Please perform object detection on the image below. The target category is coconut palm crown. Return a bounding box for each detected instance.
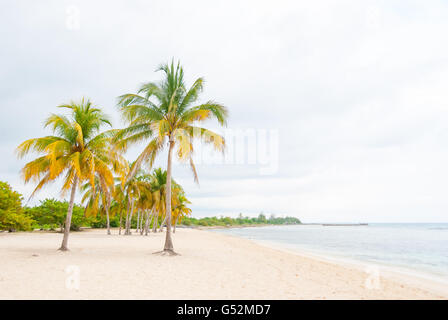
[115,60,228,254]
[16,98,123,250]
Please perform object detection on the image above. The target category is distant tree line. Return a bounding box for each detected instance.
[180,213,301,227]
[1,181,300,232]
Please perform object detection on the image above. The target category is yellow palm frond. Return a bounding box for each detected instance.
[173,128,192,160]
[74,122,84,149]
[69,152,82,180]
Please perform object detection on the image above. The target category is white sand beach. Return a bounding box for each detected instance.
[0,228,447,300]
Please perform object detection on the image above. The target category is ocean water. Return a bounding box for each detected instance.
[212,223,448,281]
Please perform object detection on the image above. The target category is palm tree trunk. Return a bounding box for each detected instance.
[125,195,132,235]
[152,215,157,232]
[157,214,165,232]
[173,217,177,233]
[127,199,134,235]
[136,209,140,233]
[105,206,111,235]
[141,210,146,235]
[124,211,129,235]
[149,211,155,234]
[141,211,146,232]
[163,138,175,252]
[100,176,112,235]
[152,211,157,233]
[159,215,167,232]
[139,210,144,233]
[119,210,123,235]
[59,176,78,251]
[144,209,153,236]
[105,194,111,235]
[139,210,145,235]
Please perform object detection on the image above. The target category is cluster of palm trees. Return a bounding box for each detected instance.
[16,61,228,255]
[82,166,191,237]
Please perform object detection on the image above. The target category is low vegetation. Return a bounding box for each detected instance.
[0,181,300,232]
[181,214,301,227]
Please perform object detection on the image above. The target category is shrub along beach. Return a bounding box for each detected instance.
[0,180,300,232]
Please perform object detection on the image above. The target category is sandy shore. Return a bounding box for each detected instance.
[0,228,447,300]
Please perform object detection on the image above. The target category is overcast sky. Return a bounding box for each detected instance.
[1,0,448,222]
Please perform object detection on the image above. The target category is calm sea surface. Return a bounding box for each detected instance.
[212,223,448,280]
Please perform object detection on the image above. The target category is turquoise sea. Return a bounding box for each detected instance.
[212,223,448,281]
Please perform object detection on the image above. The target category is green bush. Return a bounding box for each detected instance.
[0,181,34,231]
[25,199,88,231]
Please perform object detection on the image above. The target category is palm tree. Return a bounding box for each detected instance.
[81,176,108,231]
[133,172,154,235]
[148,169,165,233]
[16,98,118,251]
[121,167,152,235]
[115,61,228,255]
[81,174,119,235]
[150,169,183,233]
[110,186,127,235]
[172,192,192,233]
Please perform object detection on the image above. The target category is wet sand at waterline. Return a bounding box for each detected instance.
[0,228,446,299]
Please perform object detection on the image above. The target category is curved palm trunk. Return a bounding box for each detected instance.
[152,211,158,233]
[125,198,134,235]
[136,209,140,233]
[124,212,129,234]
[139,210,144,235]
[159,215,167,232]
[163,139,175,252]
[141,210,147,235]
[139,210,144,233]
[119,210,123,235]
[124,195,131,235]
[59,176,78,251]
[100,176,112,235]
[129,200,135,233]
[105,206,111,235]
[141,211,146,233]
[146,211,154,236]
[105,193,111,235]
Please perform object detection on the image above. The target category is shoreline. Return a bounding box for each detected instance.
[0,228,446,299]
[210,230,448,298]
[181,223,298,230]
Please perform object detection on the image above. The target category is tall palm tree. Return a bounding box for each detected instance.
[115,61,228,255]
[16,98,118,251]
